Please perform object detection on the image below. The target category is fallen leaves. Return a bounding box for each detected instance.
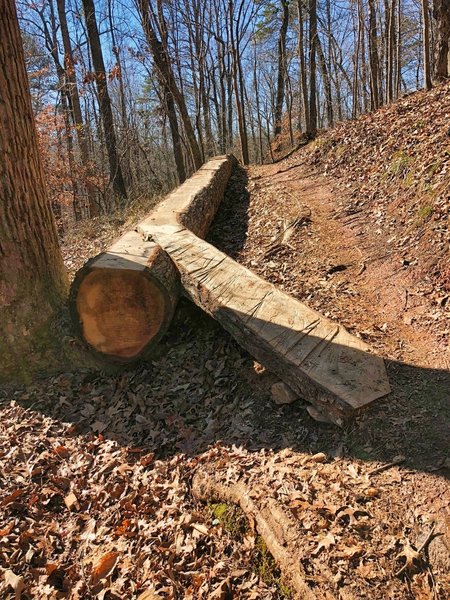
[90,551,120,586]
[4,570,25,599]
[64,491,79,511]
[394,541,422,577]
[312,531,336,555]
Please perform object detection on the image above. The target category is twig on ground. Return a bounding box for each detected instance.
[368,455,406,476]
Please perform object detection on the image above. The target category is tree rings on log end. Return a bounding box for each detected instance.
[69,233,179,363]
[75,269,166,359]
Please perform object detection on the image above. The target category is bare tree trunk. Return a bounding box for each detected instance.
[368,0,380,109]
[308,0,318,137]
[253,42,264,163]
[229,0,249,164]
[386,0,397,101]
[394,0,402,97]
[358,0,369,111]
[352,1,361,117]
[107,0,132,187]
[316,34,333,126]
[422,0,433,89]
[433,0,450,79]
[297,0,310,133]
[285,71,295,145]
[56,0,99,217]
[81,0,127,202]
[274,0,289,136]
[0,0,67,381]
[164,87,186,183]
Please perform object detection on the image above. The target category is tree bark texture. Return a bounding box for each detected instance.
[368,0,380,109]
[433,0,450,79]
[422,0,433,89]
[0,0,67,381]
[308,0,318,137]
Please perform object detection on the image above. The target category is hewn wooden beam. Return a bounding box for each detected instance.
[137,223,390,425]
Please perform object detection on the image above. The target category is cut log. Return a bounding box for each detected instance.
[69,235,178,361]
[70,156,236,362]
[71,153,390,423]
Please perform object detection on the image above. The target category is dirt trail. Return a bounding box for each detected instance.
[253,161,448,371]
[209,160,450,479]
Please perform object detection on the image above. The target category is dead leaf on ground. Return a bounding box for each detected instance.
[90,551,120,586]
[4,570,26,599]
[312,531,336,555]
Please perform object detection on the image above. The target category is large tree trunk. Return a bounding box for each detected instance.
[0,0,67,381]
[81,0,127,203]
[274,0,289,136]
[433,0,450,79]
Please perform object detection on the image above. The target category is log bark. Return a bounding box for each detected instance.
[192,468,322,600]
[70,156,235,362]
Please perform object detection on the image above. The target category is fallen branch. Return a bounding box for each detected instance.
[368,455,406,477]
[192,468,321,600]
[272,140,309,164]
[263,213,311,258]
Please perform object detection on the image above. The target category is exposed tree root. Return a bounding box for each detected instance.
[192,468,326,600]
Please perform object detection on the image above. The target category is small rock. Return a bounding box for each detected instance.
[306,405,334,424]
[271,382,298,405]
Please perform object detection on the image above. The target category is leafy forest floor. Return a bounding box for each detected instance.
[1,85,450,599]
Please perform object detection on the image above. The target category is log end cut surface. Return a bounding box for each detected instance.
[75,269,165,359]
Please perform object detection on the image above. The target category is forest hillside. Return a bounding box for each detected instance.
[1,0,450,596]
[2,79,450,598]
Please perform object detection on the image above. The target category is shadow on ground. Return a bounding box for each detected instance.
[3,298,448,481]
[207,163,250,258]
